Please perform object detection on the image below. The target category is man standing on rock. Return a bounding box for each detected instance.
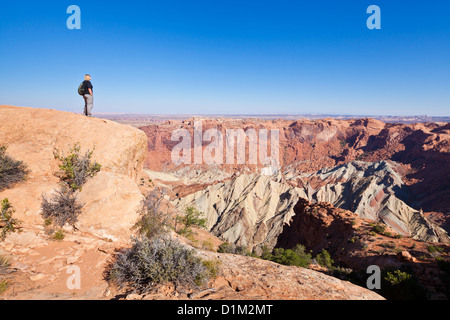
[79,74,94,117]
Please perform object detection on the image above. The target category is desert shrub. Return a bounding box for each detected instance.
[202,259,221,279]
[0,280,8,295]
[0,146,28,191]
[217,242,254,256]
[201,239,216,251]
[139,178,153,188]
[371,224,386,235]
[270,244,312,268]
[217,242,246,255]
[427,245,444,255]
[1,199,21,240]
[380,241,397,250]
[0,255,10,276]
[52,229,65,241]
[349,236,359,244]
[106,236,212,293]
[315,249,334,270]
[0,255,9,269]
[133,188,172,239]
[436,257,450,296]
[385,270,412,285]
[42,144,100,227]
[260,245,273,261]
[43,218,53,227]
[0,255,11,295]
[217,242,234,254]
[331,266,354,280]
[436,257,450,274]
[41,187,83,227]
[339,139,348,148]
[176,206,207,236]
[380,269,426,300]
[54,143,101,192]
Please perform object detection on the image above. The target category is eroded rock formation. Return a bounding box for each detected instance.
[0,106,387,300]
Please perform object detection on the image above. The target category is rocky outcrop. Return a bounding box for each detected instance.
[194,249,384,300]
[172,161,448,250]
[276,198,357,255]
[0,105,148,240]
[140,117,386,173]
[0,105,147,179]
[172,173,306,251]
[276,198,450,299]
[141,117,450,232]
[76,172,143,241]
[289,160,449,243]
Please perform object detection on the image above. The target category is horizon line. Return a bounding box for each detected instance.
[90,112,444,118]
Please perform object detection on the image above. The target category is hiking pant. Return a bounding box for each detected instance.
[83,94,93,116]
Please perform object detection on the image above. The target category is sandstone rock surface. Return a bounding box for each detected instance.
[195,250,385,300]
[0,105,147,240]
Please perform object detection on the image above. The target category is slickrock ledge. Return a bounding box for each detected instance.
[0,105,148,240]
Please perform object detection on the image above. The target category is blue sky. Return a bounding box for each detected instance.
[0,0,449,116]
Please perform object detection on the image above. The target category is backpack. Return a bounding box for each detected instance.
[78,82,88,95]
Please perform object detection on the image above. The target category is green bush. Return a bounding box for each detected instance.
[1,199,21,240]
[331,266,354,280]
[52,229,65,241]
[176,206,207,236]
[380,269,426,300]
[427,245,444,254]
[260,245,273,261]
[106,236,213,293]
[269,244,312,268]
[0,146,28,191]
[371,224,386,235]
[315,249,334,269]
[54,143,101,192]
[384,270,411,286]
